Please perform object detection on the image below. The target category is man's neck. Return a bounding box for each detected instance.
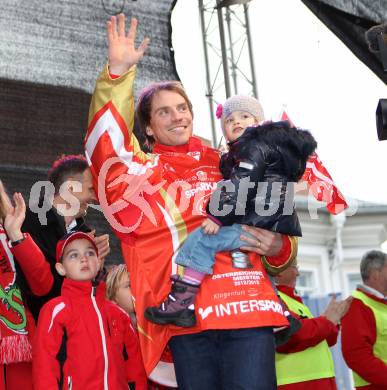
[359,284,386,299]
[52,197,76,228]
[153,136,203,154]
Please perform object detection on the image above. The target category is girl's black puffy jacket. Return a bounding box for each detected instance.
[206,121,317,236]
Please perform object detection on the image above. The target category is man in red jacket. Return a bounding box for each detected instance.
[274,261,351,389]
[85,13,298,390]
[341,250,387,390]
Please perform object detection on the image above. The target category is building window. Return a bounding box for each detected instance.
[347,273,362,292]
[297,270,316,295]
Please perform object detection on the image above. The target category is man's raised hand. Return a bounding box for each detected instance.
[107,14,150,75]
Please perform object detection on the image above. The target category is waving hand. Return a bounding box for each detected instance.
[107,14,150,75]
[4,192,26,242]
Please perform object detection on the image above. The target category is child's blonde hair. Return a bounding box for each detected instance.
[106,264,129,301]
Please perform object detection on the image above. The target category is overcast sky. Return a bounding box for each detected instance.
[171,0,387,204]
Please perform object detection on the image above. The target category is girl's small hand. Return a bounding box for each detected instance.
[201,218,220,235]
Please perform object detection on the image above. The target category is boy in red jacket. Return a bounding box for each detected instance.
[33,231,147,390]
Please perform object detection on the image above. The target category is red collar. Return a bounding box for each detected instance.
[277,285,303,303]
[357,287,387,304]
[61,278,106,301]
[153,137,203,155]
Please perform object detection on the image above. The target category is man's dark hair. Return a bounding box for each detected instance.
[360,250,387,282]
[48,155,88,194]
[136,81,193,150]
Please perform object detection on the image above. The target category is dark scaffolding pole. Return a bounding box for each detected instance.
[199,0,218,146]
[198,0,257,146]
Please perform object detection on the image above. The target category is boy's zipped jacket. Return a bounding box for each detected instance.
[33,278,147,390]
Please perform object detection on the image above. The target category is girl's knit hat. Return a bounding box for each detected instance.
[217,95,265,131]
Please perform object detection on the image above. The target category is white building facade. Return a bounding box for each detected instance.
[296,197,387,298]
[295,196,387,390]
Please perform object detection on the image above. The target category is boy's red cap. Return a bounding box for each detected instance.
[56,231,98,263]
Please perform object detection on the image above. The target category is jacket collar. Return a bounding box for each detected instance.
[277,284,303,303]
[153,136,203,155]
[44,205,65,228]
[61,278,106,301]
[226,126,256,147]
[358,284,387,301]
[39,204,87,233]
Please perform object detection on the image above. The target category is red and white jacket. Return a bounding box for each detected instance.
[33,278,147,390]
[9,234,54,299]
[341,287,387,390]
[85,65,298,374]
[106,301,148,389]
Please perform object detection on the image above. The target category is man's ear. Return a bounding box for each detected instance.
[65,174,84,194]
[62,178,74,195]
[145,126,154,137]
[55,262,67,277]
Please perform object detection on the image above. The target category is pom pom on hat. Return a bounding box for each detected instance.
[216,104,223,119]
